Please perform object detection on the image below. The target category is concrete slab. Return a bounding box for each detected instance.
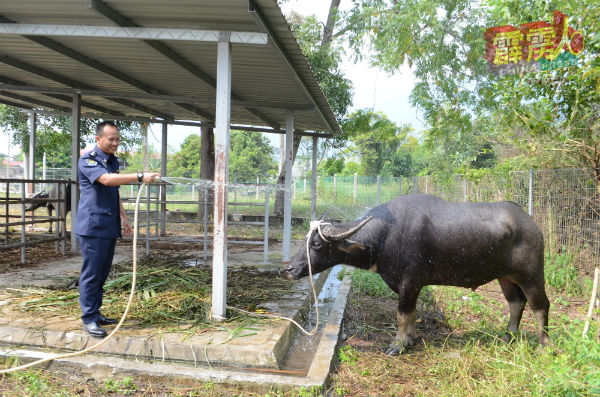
[0,268,353,392]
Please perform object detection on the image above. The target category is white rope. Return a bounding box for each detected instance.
[0,183,147,374]
[227,220,331,336]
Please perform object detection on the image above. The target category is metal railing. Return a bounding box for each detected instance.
[0,178,73,264]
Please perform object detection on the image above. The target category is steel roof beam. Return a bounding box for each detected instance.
[0,23,268,45]
[0,15,213,121]
[0,83,314,111]
[0,52,170,118]
[0,74,123,115]
[0,90,70,112]
[89,0,284,131]
[0,97,32,109]
[248,0,333,134]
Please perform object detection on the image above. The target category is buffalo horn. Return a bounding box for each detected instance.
[322,216,372,241]
[319,209,329,221]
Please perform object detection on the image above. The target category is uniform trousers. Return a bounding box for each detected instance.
[77,235,117,324]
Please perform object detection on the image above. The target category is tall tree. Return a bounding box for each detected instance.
[229,130,277,181]
[274,7,353,214]
[339,0,600,177]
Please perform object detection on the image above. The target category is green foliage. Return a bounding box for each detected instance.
[289,14,353,120]
[350,269,396,298]
[342,109,411,175]
[319,156,345,175]
[338,345,359,365]
[545,248,582,296]
[102,377,138,395]
[229,130,276,180]
[0,105,144,167]
[124,144,161,173]
[168,134,201,178]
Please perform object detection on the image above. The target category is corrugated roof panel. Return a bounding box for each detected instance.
[0,0,341,134]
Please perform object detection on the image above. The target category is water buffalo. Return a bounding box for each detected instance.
[25,183,71,233]
[286,194,549,355]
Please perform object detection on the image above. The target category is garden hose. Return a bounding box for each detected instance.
[0,183,147,374]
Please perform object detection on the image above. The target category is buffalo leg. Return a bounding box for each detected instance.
[498,277,526,343]
[385,285,421,355]
[520,281,550,346]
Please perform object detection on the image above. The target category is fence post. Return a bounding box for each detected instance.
[333,174,337,199]
[528,169,534,216]
[146,184,150,255]
[20,181,26,264]
[303,178,306,193]
[463,179,467,202]
[263,185,270,264]
[256,176,260,200]
[203,184,208,261]
[377,175,381,205]
[353,173,357,205]
[191,184,195,200]
[425,175,429,195]
[398,176,402,196]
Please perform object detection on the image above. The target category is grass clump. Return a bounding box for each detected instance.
[350,269,396,298]
[545,247,582,296]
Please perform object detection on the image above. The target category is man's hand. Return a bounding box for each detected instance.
[142,172,161,184]
[122,217,132,237]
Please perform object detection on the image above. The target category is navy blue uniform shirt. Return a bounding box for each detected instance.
[74,146,122,238]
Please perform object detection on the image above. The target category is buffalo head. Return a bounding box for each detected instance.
[285,216,372,280]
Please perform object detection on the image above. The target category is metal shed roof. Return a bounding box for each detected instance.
[0,0,341,135]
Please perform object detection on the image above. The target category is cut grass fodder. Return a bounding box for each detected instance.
[6,252,294,331]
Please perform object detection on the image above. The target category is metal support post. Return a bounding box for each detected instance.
[398,176,402,196]
[376,175,381,205]
[333,174,337,200]
[146,184,150,255]
[203,184,208,261]
[71,94,81,251]
[211,34,232,320]
[425,175,429,195]
[256,176,259,200]
[353,173,357,205]
[28,112,36,194]
[20,181,25,264]
[42,152,46,191]
[463,179,467,202]
[528,169,534,216]
[263,186,269,264]
[311,135,317,220]
[160,121,167,235]
[303,178,306,193]
[282,111,294,263]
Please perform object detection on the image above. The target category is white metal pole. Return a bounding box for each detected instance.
[333,174,337,199]
[377,175,381,205]
[160,122,167,236]
[28,112,36,193]
[42,152,46,191]
[256,176,259,199]
[528,169,534,216]
[311,136,317,220]
[283,111,294,263]
[353,173,357,205]
[71,94,81,251]
[211,34,232,321]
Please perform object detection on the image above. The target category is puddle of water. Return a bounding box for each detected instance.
[280,264,345,373]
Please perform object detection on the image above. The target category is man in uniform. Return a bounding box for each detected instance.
[76,121,160,337]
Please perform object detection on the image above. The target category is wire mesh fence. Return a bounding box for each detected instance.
[2,165,597,274]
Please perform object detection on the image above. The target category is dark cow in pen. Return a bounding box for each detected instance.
[286,194,549,355]
[25,183,71,233]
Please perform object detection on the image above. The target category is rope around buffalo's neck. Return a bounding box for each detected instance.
[0,183,147,374]
[227,220,331,336]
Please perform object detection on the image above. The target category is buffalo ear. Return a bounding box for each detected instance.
[338,239,367,254]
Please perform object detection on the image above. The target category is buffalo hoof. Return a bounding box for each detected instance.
[384,338,417,355]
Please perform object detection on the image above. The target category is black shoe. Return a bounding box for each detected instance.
[82,321,107,337]
[98,314,117,325]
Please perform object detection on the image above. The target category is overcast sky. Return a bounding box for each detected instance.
[0,0,423,157]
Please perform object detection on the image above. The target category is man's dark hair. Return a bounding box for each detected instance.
[96,121,118,137]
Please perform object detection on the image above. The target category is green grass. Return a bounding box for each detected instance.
[331,265,600,397]
[545,247,583,296]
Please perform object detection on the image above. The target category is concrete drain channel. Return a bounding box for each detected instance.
[0,265,352,392]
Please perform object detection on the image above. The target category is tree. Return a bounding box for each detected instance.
[228,130,277,181]
[168,134,201,178]
[342,109,411,175]
[0,104,145,168]
[273,7,354,214]
[339,0,600,178]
